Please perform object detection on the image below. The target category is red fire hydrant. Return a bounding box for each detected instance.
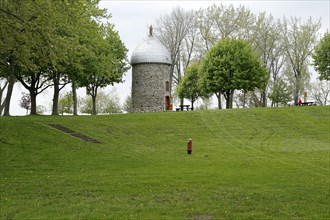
[187,139,192,154]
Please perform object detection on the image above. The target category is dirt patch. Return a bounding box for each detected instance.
[49,124,101,144]
[194,214,213,220]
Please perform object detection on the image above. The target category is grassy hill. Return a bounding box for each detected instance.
[1,106,329,219]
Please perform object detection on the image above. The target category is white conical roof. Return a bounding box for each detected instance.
[131,36,171,65]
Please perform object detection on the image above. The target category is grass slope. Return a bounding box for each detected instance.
[0,106,329,219]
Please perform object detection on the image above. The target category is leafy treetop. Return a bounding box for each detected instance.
[313,32,330,81]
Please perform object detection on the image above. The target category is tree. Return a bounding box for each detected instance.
[0,0,108,116]
[16,67,52,115]
[0,78,8,115]
[102,88,122,114]
[196,4,255,108]
[313,33,330,80]
[176,62,202,110]
[50,0,108,115]
[78,23,129,115]
[309,80,330,105]
[235,91,263,108]
[205,4,255,40]
[79,96,93,115]
[19,92,31,115]
[0,0,31,116]
[199,37,268,109]
[284,62,310,104]
[281,17,321,105]
[36,105,46,115]
[80,90,122,115]
[123,95,133,113]
[154,7,197,100]
[268,78,292,107]
[195,97,212,110]
[251,12,285,107]
[58,91,73,115]
[0,1,62,115]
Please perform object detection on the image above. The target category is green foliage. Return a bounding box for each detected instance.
[195,97,212,110]
[197,4,254,42]
[236,91,263,108]
[283,62,310,101]
[102,90,122,114]
[176,62,202,108]
[59,91,73,115]
[123,95,133,113]
[0,0,118,115]
[76,23,129,115]
[0,0,101,73]
[199,37,268,108]
[79,96,93,115]
[282,17,321,104]
[80,90,122,115]
[0,107,329,219]
[78,23,129,94]
[313,33,330,80]
[268,79,293,107]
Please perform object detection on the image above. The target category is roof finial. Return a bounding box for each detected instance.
[149,25,153,37]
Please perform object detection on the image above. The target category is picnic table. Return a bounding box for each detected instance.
[301,101,315,106]
[176,104,190,111]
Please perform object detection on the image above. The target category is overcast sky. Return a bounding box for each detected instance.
[10,0,330,115]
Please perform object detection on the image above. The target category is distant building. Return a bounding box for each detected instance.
[130,26,172,112]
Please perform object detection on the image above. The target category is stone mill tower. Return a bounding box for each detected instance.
[130,26,172,112]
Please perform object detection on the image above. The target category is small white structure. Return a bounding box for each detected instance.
[130,26,172,112]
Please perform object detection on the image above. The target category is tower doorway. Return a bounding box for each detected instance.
[165,96,172,110]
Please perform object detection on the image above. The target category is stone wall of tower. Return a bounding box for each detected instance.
[132,63,171,112]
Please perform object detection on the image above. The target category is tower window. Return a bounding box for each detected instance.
[165,81,170,92]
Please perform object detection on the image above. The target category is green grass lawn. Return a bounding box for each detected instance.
[1,106,329,219]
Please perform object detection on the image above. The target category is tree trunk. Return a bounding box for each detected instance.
[30,89,37,115]
[191,99,194,110]
[72,82,78,115]
[0,81,9,115]
[226,98,230,109]
[293,71,302,106]
[225,91,233,109]
[293,80,300,106]
[294,89,299,106]
[180,97,184,111]
[215,92,222,109]
[243,92,246,108]
[3,73,15,116]
[3,56,17,116]
[92,95,97,115]
[261,90,267,107]
[230,93,234,108]
[0,93,2,116]
[51,72,60,115]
